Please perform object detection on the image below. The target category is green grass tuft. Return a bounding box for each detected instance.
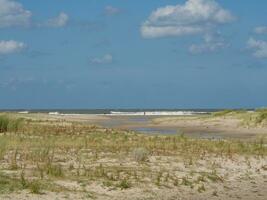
[117,179,131,190]
[0,115,24,133]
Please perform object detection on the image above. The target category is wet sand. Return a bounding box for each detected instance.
[19,113,267,140]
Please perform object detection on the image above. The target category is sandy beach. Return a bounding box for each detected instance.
[0,111,266,200]
[19,112,267,140]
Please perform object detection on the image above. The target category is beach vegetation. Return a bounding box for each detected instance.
[0,115,24,133]
[117,179,131,189]
[0,112,266,196]
[132,147,149,162]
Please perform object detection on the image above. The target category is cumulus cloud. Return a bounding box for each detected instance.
[254,26,267,34]
[90,54,113,64]
[104,6,121,16]
[141,0,234,38]
[189,32,226,54]
[0,40,26,54]
[0,0,32,28]
[0,0,69,29]
[43,12,69,28]
[247,37,267,58]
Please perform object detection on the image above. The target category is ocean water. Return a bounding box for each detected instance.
[1,109,223,116]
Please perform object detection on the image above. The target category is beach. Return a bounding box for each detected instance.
[17,111,267,140]
[0,111,266,200]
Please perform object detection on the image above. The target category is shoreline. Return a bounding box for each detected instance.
[10,112,267,140]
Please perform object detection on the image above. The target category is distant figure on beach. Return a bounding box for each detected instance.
[144,112,146,116]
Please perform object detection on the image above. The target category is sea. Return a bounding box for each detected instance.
[0,109,244,116]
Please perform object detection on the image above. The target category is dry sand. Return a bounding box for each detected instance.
[1,113,266,200]
[2,155,267,200]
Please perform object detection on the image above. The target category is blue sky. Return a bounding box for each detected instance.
[0,0,267,109]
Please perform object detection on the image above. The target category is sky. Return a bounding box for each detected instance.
[0,0,267,109]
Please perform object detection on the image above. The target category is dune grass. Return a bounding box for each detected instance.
[0,115,24,133]
[0,113,266,196]
[212,109,267,127]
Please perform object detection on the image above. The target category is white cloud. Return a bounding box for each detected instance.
[0,40,26,54]
[105,6,121,16]
[43,12,69,28]
[142,26,203,38]
[254,26,267,34]
[0,1,69,29]
[247,37,267,58]
[0,0,31,28]
[141,0,234,38]
[91,54,113,64]
[189,32,226,54]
